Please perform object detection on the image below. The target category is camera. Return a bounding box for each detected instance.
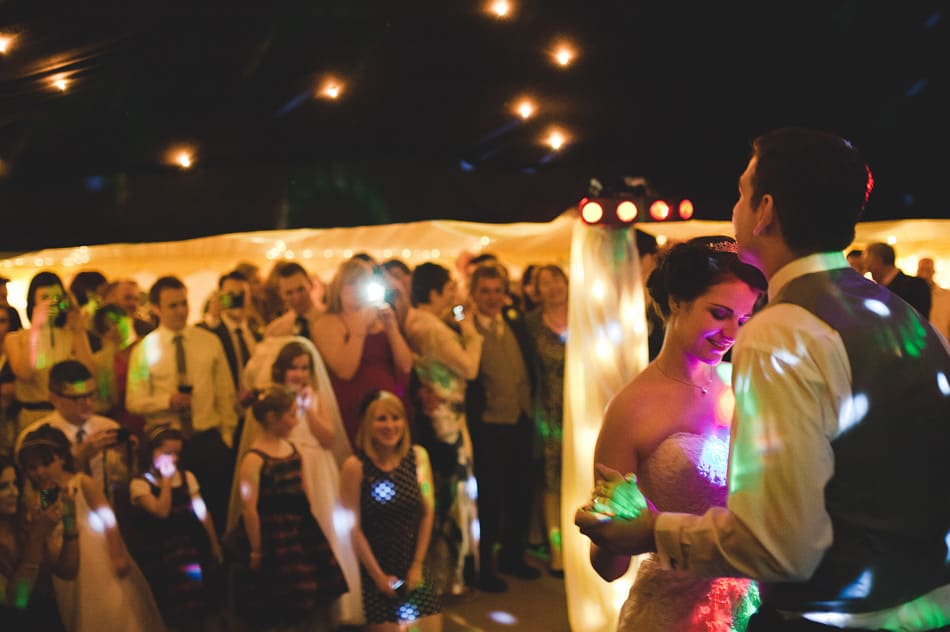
[52,293,74,327]
[40,486,60,509]
[219,292,244,309]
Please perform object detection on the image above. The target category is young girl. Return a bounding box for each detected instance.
[235,384,348,630]
[227,336,362,626]
[129,424,222,630]
[17,423,164,632]
[340,390,442,632]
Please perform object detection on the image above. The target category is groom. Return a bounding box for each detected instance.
[577,128,950,630]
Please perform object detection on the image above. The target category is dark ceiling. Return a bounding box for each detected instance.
[0,1,947,251]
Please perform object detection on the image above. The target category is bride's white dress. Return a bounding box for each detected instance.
[52,474,165,632]
[618,432,758,632]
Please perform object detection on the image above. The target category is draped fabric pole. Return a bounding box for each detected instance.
[562,220,649,631]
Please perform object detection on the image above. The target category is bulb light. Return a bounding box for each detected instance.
[649,200,671,221]
[616,200,638,222]
[678,199,695,220]
[581,201,603,224]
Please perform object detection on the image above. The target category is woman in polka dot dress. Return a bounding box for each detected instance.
[341,390,442,631]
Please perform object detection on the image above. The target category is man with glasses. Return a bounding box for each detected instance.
[15,359,125,494]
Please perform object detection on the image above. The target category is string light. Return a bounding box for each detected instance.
[551,41,576,67]
[487,0,513,18]
[545,128,568,151]
[51,74,69,92]
[515,98,536,120]
[317,77,344,100]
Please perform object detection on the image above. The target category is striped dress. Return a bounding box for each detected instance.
[235,444,348,626]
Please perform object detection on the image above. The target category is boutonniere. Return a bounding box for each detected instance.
[505,307,519,321]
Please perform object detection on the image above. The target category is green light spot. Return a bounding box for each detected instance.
[550,528,562,549]
[594,474,648,519]
[731,582,760,631]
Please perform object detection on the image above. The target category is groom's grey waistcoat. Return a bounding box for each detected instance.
[765,267,950,614]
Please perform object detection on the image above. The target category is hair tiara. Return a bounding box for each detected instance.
[704,239,739,254]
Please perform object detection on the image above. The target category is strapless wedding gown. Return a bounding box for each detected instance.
[618,432,758,632]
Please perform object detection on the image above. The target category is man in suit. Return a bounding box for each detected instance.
[865,242,932,318]
[577,128,950,630]
[466,263,540,592]
[263,262,322,340]
[127,275,237,533]
[200,270,260,395]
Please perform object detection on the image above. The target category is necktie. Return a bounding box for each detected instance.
[294,315,311,341]
[75,428,86,444]
[173,334,194,436]
[234,327,250,367]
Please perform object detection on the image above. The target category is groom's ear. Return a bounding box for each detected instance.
[752,194,776,237]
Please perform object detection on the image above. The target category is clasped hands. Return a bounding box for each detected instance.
[574,464,659,555]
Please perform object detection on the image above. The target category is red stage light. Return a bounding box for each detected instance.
[616,200,638,222]
[678,199,694,220]
[649,200,671,221]
[581,200,604,224]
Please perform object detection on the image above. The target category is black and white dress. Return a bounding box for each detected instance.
[359,447,441,624]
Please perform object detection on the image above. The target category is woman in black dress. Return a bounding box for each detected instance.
[341,390,442,632]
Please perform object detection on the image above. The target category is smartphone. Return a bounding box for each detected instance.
[40,486,60,509]
[178,384,194,395]
[452,304,464,321]
[365,281,387,307]
[389,578,405,592]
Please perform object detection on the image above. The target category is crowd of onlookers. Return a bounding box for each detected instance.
[0,233,946,632]
[0,249,579,632]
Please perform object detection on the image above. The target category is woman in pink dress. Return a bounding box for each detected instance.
[313,259,413,446]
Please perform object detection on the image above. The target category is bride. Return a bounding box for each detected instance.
[585,237,766,631]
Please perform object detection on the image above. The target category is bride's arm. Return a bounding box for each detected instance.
[588,393,641,581]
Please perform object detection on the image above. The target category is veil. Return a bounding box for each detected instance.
[225,335,351,533]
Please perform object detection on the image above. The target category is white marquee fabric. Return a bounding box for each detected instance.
[3,213,948,322]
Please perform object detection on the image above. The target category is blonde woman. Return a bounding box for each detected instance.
[340,391,441,632]
[313,259,412,446]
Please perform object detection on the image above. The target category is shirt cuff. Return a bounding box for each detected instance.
[654,512,696,571]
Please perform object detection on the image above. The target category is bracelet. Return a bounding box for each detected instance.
[63,531,79,541]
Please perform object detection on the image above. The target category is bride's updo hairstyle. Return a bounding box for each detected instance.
[646,236,767,322]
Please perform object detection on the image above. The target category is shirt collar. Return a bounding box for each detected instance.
[768,252,849,301]
[221,313,246,331]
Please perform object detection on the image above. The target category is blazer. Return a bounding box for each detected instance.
[887,270,932,319]
[465,306,538,427]
[198,320,262,389]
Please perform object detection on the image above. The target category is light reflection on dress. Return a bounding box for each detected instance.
[618,432,758,632]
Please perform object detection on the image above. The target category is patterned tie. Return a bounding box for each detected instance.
[234,327,250,367]
[173,334,194,436]
[294,315,311,341]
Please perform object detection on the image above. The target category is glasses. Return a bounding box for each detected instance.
[53,391,95,401]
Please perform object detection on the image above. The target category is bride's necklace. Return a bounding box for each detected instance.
[655,362,713,396]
